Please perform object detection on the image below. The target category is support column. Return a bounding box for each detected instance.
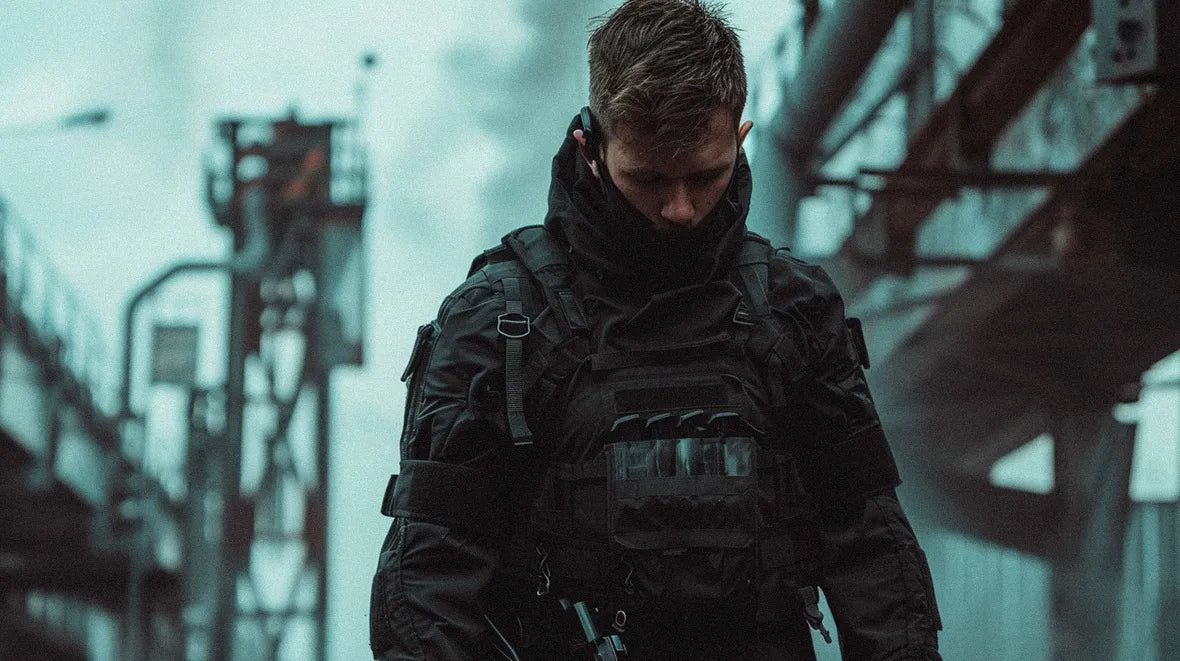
[907,0,936,139]
[1049,408,1136,661]
[210,259,250,661]
[1159,503,1180,659]
[313,376,330,661]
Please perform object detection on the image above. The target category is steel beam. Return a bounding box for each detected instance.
[750,0,908,246]
[1049,412,1137,661]
[834,0,1092,285]
[768,0,910,157]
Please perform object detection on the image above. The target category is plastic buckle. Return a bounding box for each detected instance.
[497,312,531,339]
[732,302,755,326]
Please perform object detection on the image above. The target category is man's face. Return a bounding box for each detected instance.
[600,108,752,232]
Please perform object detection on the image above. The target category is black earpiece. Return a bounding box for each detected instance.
[579,106,599,156]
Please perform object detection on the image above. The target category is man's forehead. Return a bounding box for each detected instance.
[607,110,736,168]
[611,142,734,174]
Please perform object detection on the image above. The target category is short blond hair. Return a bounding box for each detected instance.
[588,0,746,151]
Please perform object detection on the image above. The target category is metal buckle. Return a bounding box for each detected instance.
[497,312,531,339]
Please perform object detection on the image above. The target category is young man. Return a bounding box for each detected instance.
[370,1,942,659]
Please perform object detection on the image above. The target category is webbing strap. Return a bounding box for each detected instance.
[383,460,503,537]
[732,238,790,407]
[505,229,588,338]
[500,277,534,445]
[736,240,772,317]
[380,474,399,517]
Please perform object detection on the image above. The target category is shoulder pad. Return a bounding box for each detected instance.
[742,230,773,247]
[467,224,565,279]
[504,225,571,275]
[468,243,515,277]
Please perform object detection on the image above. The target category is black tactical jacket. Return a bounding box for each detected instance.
[370,117,941,660]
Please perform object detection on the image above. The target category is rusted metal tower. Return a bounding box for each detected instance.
[191,111,367,661]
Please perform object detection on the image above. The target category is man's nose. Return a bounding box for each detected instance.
[661,183,695,226]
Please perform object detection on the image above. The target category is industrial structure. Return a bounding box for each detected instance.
[747,0,1179,658]
[0,111,367,660]
[1,0,1178,659]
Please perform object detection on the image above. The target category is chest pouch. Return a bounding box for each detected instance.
[605,434,772,605]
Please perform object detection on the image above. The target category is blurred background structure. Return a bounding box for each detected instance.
[0,0,1177,659]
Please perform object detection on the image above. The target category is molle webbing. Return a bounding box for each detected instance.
[613,383,729,414]
[588,340,731,372]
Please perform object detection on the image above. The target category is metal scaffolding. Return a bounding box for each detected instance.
[750,0,1180,658]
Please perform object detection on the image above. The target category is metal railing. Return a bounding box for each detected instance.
[0,201,115,420]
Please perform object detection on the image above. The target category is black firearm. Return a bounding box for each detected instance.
[559,599,627,661]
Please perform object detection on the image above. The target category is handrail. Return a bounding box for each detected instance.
[0,203,113,419]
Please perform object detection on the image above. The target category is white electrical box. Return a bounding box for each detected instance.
[1094,0,1179,83]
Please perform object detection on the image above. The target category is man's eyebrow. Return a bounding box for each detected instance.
[621,163,730,178]
[691,165,730,177]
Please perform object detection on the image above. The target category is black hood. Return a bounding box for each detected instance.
[543,114,753,293]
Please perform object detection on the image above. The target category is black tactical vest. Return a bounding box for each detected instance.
[468,226,820,624]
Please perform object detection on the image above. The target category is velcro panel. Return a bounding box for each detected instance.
[794,425,900,507]
[614,383,728,413]
[556,289,588,331]
[614,529,752,550]
[386,460,502,538]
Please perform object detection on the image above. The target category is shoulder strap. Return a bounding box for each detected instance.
[467,234,540,446]
[499,276,534,445]
[502,227,592,428]
[734,234,773,317]
[504,227,589,335]
[730,235,791,412]
[468,226,591,447]
[468,243,515,277]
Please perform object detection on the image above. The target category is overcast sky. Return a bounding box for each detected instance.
[0,2,797,658]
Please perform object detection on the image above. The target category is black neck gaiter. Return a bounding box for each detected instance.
[593,155,737,289]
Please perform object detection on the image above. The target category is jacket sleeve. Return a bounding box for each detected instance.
[370,277,513,660]
[770,254,942,661]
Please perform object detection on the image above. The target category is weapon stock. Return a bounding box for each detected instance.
[560,599,627,660]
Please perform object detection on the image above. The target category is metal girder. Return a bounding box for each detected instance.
[749,0,908,246]
[0,610,87,661]
[1049,412,1137,660]
[0,551,130,612]
[998,87,1180,262]
[837,0,1092,280]
[769,0,910,157]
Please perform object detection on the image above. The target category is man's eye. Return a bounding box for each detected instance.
[690,170,725,186]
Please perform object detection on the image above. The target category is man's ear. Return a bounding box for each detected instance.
[572,129,601,178]
[738,120,753,147]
